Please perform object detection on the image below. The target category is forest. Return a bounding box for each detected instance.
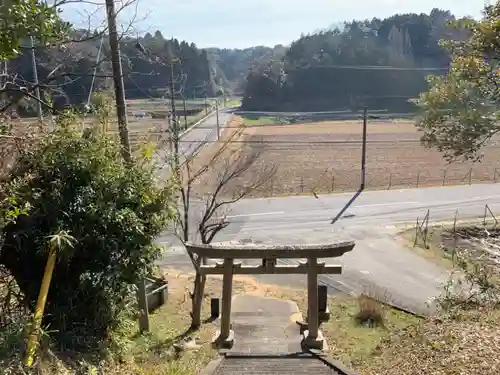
[4,8,471,116]
[241,8,470,113]
[6,29,223,115]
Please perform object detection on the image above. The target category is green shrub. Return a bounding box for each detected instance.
[0,120,173,352]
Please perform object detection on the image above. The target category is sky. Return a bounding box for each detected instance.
[63,0,486,49]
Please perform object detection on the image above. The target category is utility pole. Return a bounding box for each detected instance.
[215,99,220,140]
[330,106,369,224]
[30,36,43,122]
[105,0,131,164]
[167,45,179,172]
[204,92,208,115]
[360,105,367,189]
[182,96,188,130]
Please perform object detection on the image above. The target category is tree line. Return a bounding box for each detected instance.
[241,8,471,113]
[4,29,226,116]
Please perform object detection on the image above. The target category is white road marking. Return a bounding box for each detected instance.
[225,211,285,219]
[354,201,418,208]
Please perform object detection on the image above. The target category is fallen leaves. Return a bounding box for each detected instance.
[362,308,500,375]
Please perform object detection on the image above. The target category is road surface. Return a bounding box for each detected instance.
[179,110,233,156]
[155,109,233,179]
[159,183,500,314]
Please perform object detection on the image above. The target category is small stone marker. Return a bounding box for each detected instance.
[211,297,220,319]
[318,285,330,322]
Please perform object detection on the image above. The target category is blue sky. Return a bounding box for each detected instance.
[63,0,485,48]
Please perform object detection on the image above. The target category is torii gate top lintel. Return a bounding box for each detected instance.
[185,241,355,259]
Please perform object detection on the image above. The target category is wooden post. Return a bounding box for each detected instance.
[331,174,335,192]
[442,170,447,186]
[423,210,430,249]
[416,170,420,188]
[220,258,234,342]
[306,258,319,340]
[413,217,420,247]
[137,278,150,333]
[388,173,392,190]
[468,168,472,185]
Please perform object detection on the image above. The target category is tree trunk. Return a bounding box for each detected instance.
[190,270,206,330]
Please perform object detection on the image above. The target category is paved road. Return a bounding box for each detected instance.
[155,109,233,179]
[159,183,500,314]
[179,110,233,157]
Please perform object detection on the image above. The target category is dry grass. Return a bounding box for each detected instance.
[355,296,386,328]
[361,307,500,375]
[398,225,457,270]
[380,224,500,374]
[220,117,500,197]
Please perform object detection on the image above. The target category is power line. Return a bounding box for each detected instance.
[292,64,448,71]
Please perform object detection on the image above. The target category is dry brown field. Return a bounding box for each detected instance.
[224,117,500,197]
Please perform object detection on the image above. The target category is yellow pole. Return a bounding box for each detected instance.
[23,242,58,368]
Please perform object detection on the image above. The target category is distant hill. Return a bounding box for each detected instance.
[241,8,466,113]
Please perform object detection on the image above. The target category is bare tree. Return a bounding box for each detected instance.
[0,0,144,115]
[170,125,275,329]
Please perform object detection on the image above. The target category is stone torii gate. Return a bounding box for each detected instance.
[185,241,355,351]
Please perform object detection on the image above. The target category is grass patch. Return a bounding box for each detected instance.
[241,115,284,126]
[398,224,456,269]
[355,295,386,328]
[224,99,242,108]
[322,296,419,368]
